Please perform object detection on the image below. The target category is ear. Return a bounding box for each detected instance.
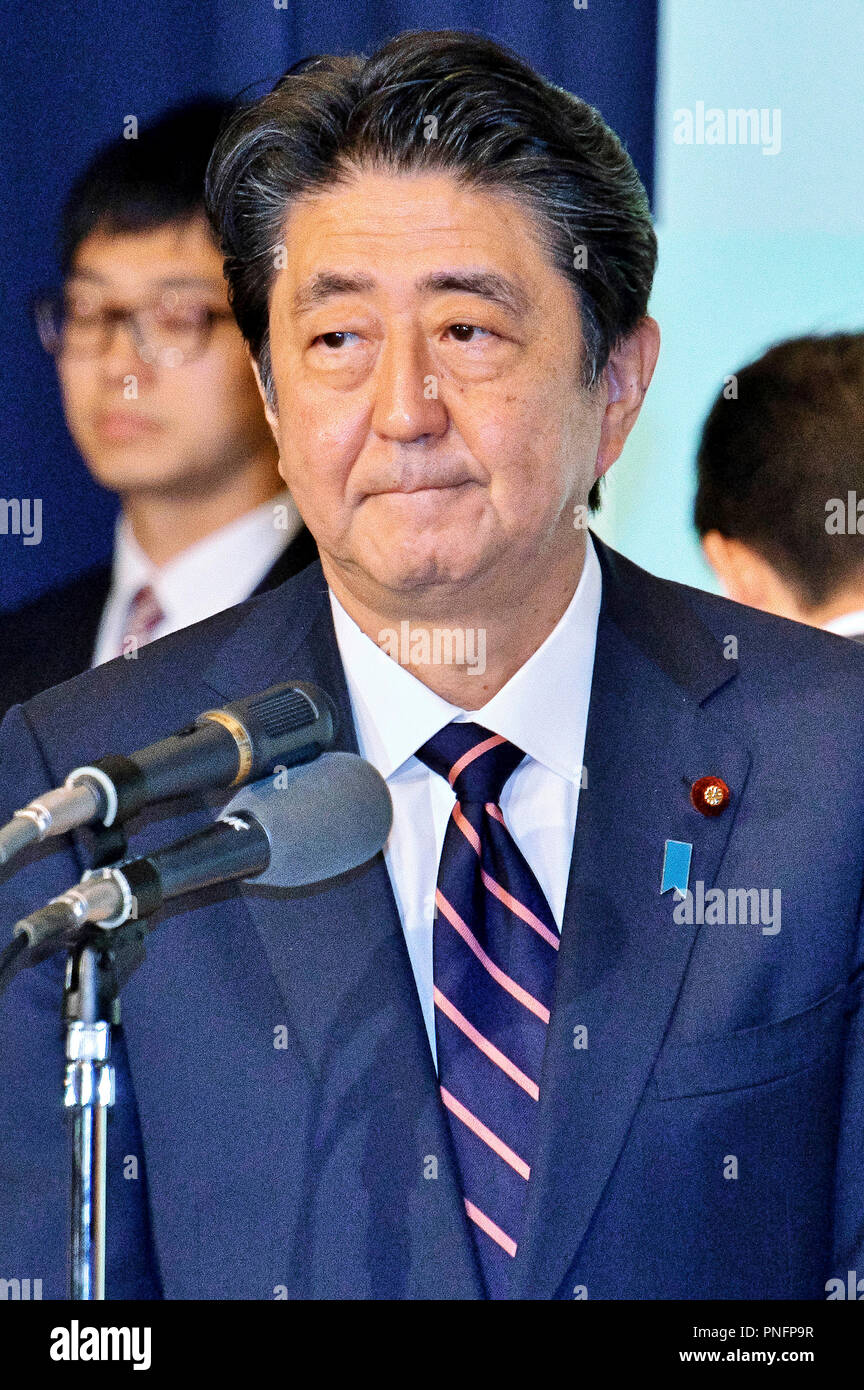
[593,316,661,481]
[701,530,805,619]
[701,530,747,599]
[249,350,280,440]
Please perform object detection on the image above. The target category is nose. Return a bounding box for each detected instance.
[370,323,448,443]
[98,316,157,385]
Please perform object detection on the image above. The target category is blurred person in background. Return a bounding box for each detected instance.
[0,100,316,718]
[696,332,864,642]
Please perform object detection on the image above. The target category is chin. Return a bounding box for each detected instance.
[87,467,175,493]
[367,534,488,595]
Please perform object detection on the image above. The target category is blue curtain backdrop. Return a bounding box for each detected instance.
[0,0,656,610]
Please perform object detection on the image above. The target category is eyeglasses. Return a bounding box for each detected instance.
[33,289,235,367]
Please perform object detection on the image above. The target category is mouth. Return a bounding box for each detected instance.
[369,475,477,497]
[369,481,479,511]
[93,412,163,442]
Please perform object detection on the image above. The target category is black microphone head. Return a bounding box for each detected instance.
[221,751,392,887]
[205,681,338,780]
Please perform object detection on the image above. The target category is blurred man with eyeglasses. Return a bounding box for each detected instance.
[0,100,316,718]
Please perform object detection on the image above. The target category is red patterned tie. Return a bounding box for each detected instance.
[415,722,560,1298]
[119,584,165,657]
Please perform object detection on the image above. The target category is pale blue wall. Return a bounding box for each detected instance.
[593,0,864,589]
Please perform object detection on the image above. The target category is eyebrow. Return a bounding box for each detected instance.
[291,269,531,318]
[66,271,225,293]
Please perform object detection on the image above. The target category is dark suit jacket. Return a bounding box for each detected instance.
[0,534,862,1300]
[0,524,318,720]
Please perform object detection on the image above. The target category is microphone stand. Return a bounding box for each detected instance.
[63,943,114,1300]
[13,816,242,1299]
[59,889,148,1300]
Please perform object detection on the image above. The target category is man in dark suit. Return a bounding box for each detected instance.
[0,101,315,719]
[0,31,862,1301]
[0,527,316,717]
[696,333,864,642]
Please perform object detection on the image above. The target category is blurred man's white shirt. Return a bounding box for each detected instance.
[92,489,301,664]
[822,608,864,640]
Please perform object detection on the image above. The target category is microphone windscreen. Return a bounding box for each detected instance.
[221,751,392,887]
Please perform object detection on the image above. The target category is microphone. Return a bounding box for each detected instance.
[11,752,392,962]
[0,682,337,868]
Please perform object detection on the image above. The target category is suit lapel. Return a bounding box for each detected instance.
[513,539,752,1298]
[143,565,484,1296]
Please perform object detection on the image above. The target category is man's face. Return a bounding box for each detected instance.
[57,218,274,497]
[263,169,609,603]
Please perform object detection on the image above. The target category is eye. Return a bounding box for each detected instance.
[65,295,102,321]
[154,308,209,332]
[312,331,359,350]
[444,323,494,344]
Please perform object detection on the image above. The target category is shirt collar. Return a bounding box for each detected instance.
[110,511,151,602]
[110,489,299,627]
[822,607,864,638]
[330,532,602,785]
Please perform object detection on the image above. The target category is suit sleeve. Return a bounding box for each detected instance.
[0,702,162,1299]
[0,700,85,928]
[830,878,864,1287]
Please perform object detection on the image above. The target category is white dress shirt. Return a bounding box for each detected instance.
[92,490,302,666]
[329,532,602,1068]
[822,608,864,639]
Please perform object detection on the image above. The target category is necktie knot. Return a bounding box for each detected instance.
[415,722,526,806]
[120,583,165,656]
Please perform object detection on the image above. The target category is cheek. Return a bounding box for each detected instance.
[156,358,260,443]
[168,357,232,415]
[457,393,583,509]
[277,388,363,496]
[58,363,97,419]
[200,345,264,417]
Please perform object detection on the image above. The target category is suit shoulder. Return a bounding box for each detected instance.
[0,564,112,713]
[0,563,111,633]
[18,559,328,725]
[653,569,864,708]
[677,577,864,671]
[593,536,864,698]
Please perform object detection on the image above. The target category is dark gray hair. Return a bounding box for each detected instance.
[206,28,657,507]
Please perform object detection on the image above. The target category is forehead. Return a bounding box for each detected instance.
[277,169,560,294]
[68,218,225,291]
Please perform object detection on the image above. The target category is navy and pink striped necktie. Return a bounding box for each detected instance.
[415,722,560,1299]
[119,584,165,657]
